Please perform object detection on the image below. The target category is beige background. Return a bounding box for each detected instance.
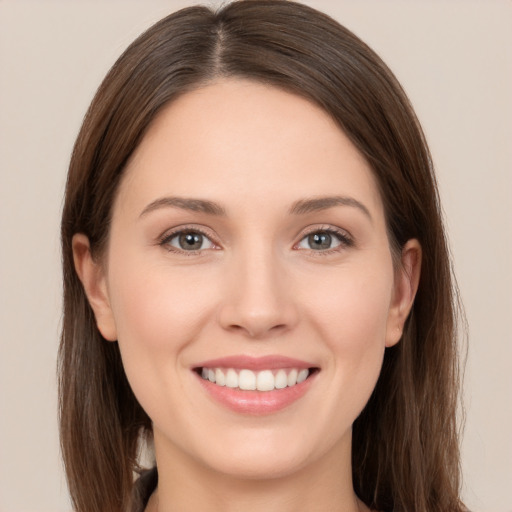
[0,1,510,511]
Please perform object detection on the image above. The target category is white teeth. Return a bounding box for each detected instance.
[287,369,298,386]
[297,369,309,383]
[256,370,275,391]
[200,367,311,391]
[239,369,256,390]
[225,368,238,388]
[275,369,288,389]
[215,368,225,386]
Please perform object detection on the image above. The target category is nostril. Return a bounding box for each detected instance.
[218,286,300,339]
[226,321,290,339]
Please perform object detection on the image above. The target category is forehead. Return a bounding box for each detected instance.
[118,79,384,219]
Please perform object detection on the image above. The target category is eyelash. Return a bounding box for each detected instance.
[295,226,354,255]
[158,226,218,254]
[158,225,354,255]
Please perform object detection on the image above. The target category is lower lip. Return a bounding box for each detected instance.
[195,371,317,415]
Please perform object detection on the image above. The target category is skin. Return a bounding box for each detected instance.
[73,79,421,512]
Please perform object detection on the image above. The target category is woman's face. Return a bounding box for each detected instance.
[77,79,418,479]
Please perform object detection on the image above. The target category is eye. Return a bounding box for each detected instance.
[162,230,216,252]
[296,229,351,251]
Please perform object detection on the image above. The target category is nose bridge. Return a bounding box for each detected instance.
[219,239,297,338]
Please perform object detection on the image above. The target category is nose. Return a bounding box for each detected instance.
[218,247,299,339]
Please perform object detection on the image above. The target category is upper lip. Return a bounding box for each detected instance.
[193,355,317,371]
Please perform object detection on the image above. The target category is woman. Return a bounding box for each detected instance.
[59,1,465,511]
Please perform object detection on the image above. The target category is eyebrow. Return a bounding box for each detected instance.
[139,197,226,218]
[289,196,372,221]
[139,194,372,221]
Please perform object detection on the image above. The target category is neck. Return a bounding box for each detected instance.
[149,430,364,512]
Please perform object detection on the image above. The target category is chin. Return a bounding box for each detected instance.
[191,424,344,482]
[204,448,311,481]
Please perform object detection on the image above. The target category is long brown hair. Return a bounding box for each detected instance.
[59,1,465,511]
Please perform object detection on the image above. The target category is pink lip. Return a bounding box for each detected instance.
[192,355,319,415]
[193,354,315,371]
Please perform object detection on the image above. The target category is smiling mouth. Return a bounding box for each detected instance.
[195,367,319,392]
[193,356,320,414]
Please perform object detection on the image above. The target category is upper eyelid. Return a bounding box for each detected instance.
[158,226,220,255]
[297,224,353,240]
[158,224,217,243]
[294,225,354,252]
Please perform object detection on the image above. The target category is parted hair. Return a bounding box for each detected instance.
[59,1,465,511]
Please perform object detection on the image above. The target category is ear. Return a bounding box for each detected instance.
[72,233,117,341]
[385,239,422,347]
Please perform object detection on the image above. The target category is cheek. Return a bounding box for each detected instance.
[307,265,393,350]
[106,252,218,377]
[109,259,216,350]
[304,263,393,407]
[106,256,222,422]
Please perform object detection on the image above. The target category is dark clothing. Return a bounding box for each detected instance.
[131,467,158,512]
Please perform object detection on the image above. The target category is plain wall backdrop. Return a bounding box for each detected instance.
[0,1,510,511]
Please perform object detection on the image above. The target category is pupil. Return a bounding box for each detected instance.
[179,232,202,250]
[309,232,331,250]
